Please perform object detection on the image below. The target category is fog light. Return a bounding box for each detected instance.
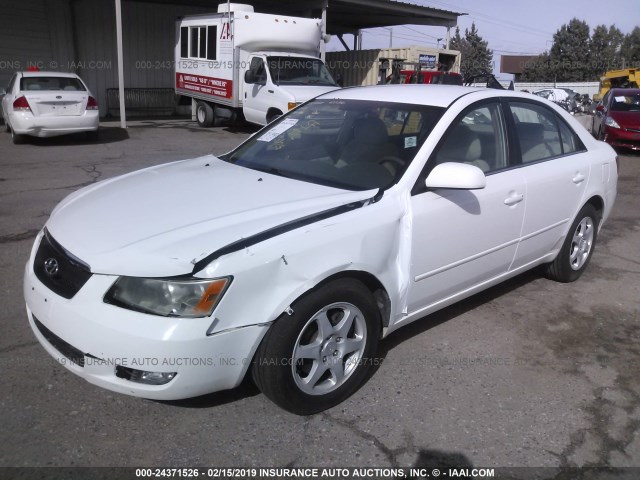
[115,366,177,385]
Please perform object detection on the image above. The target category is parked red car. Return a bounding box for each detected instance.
[592,88,640,151]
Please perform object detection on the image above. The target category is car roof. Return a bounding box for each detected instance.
[19,71,81,78]
[319,84,535,108]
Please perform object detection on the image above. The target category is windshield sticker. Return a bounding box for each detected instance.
[257,118,299,142]
[404,136,417,148]
[614,96,627,103]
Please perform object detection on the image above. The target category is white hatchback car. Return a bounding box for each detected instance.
[24,85,617,414]
[1,71,99,144]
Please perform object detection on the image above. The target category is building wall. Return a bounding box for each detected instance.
[0,0,75,89]
[0,0,211,116]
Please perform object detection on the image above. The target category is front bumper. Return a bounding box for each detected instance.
[603,126,640,151]
[24,247,269,400]
[9,110,99,137]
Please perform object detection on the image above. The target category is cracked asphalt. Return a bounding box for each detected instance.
[0,116,638,473]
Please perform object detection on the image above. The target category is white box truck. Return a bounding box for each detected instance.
[175,3,339,126]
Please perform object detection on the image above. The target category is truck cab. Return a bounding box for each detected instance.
[242,52,339,125]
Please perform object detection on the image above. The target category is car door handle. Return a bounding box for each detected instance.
[504,192,524,206]
[573,173,586,184]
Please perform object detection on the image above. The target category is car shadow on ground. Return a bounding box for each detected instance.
[163,268,542,410]
[19,126,129,146]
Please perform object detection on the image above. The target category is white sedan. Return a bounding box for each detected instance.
[24,85,617,414]
[1,71,99,144]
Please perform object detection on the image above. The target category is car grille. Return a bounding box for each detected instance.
[33,315,85,367]
[33,230,92,299]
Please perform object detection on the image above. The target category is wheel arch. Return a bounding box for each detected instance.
[310,270,392,330]
[585,194,604,224]
[266,108,283,123]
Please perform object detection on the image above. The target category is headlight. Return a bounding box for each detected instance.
[104,276,231,318]
[604,116,620,129]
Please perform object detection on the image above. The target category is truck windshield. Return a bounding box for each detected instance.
[220,98,444,191]
[267,57,337,87]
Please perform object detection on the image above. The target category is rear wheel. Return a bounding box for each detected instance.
[85,130,99,141]
[252,279,381,415]
[545,204,598,283]
[11,128,24,144]
[196,101,215,128]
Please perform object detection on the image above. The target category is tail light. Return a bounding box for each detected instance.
[13,96,32,112]
[86,96,98,110]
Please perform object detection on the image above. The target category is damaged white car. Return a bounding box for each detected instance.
[24,85,617,414]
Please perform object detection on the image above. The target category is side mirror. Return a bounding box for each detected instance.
[596,104,605,112]
[0,87,6,96]
[244,70,255,84]
[425,162,486,190]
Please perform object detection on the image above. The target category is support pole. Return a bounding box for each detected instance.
[446,26,451,50]
[115,0,126,128]
[320,0,328,61]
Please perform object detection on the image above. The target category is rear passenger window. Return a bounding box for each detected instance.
[433,102,507,173]
[557,119,584,154]
[509,102,562,163]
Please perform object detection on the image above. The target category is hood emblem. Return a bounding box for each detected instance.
[44,258,60,277]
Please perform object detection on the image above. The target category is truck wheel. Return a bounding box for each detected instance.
[196,101,215,128]
[266,110,282,123]
[252,279,381,415]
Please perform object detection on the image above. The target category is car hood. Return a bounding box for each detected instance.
[46,156,375,277]
[609,111,640,130]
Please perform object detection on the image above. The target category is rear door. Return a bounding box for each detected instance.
[506,99,590,270]
[20,76,89,117]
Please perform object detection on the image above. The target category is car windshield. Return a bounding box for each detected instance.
[266,57,337,86]
[610,94,640,112]
[20,76,86,92]
[221,99,444,191]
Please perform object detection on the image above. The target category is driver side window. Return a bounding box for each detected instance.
[249,57,266,83]
[433,102,507,173]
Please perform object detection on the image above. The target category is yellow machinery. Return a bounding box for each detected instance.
[594,68,640,101]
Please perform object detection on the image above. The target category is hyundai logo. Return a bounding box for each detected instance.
[44,258,60,277]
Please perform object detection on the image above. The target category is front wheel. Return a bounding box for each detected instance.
[545,204,598,283]
[252,279,381,415]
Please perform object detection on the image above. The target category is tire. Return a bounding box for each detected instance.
[545,204,598,283]
[85,130,99,141]
[196,101,215,128]
[11,128,25,144]
[266,111,282,124]
[252,279,381,415]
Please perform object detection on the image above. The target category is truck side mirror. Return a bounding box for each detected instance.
[244,70,266,86]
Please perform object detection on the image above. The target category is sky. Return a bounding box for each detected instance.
[326,0,640,79]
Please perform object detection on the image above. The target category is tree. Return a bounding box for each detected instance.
[450,22,493,81]
[620,26,640,67]
[519,52,552,82]
[589,25,624,76]
[549,18,592,81]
